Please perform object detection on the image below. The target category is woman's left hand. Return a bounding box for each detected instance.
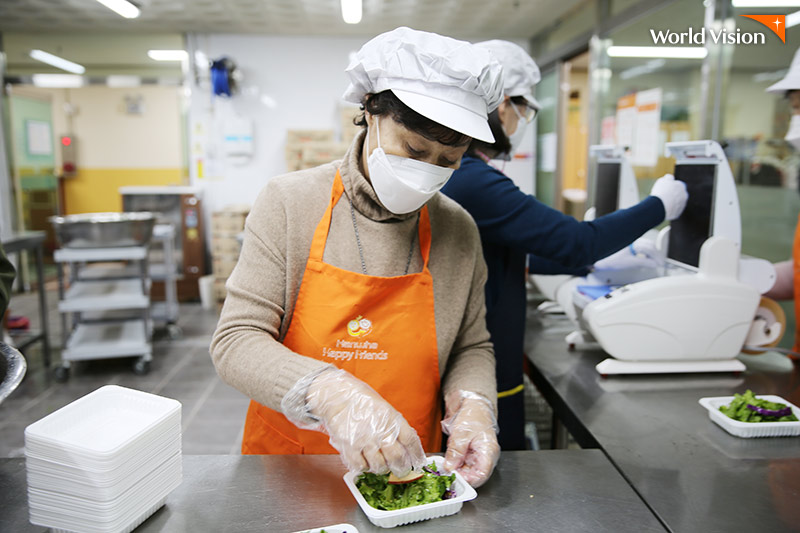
[441,391,500,488]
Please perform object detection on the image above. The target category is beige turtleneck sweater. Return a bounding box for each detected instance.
[210,129,496,415]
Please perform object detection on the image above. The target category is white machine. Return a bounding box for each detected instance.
[568,141,777,375]
[584,144,641,221]
[530,145,645,346]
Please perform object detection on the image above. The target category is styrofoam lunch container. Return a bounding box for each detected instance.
[25,385,183,533]
[698,395,800,438]
[343,455,477,528]
[25,416,180,463]
[291,524,359,533]
[24,385,181,457]
[29,455,181,532]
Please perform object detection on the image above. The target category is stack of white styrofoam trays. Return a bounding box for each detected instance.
[25,385,182,533]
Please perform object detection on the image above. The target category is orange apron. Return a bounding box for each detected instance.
[241,170,443,454]
[792,214,800,357]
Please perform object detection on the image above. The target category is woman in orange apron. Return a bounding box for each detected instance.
[211,28,503,487]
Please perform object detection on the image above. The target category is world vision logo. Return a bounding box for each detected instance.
[347,315,373,337]
[650,14,786,45]
[740,15,785,43]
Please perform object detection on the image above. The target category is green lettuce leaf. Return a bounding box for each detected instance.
[356,462,456,511]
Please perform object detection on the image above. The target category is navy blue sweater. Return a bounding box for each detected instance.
[441,154,665,391]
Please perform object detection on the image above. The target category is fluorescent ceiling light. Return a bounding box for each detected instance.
[94,0,140,18]
[29,49,85,74]
[106,75,141,88]
[787,10,800,27]
[341,0,362,24]
[31,74,85,88]
[607,46,708,59]
[147,49,188,61]
[732,0,800,7]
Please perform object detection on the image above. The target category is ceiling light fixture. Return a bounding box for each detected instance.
[341,0,362,24]
[147,50,189,61]
[106,75,142,88]
[29,50,86,74]
[607,46,708,59]
[94,0,140,19]
[31,74,85,88]
[787,9,800,27]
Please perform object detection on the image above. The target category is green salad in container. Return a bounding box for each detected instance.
[355,462,456,511]
[719,390,798,423]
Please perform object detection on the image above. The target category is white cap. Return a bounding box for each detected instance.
[476,40,541,110]
[767,47,800,93]
[343,27,504,143]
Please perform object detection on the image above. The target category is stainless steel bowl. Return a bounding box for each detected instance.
[49,212,157,248]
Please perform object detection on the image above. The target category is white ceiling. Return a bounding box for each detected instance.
[0,0,584,40]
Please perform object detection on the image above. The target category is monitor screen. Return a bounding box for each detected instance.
[594,162,620,217]
[667,164,715,267]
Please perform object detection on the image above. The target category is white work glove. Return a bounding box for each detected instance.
[593,238,663,271]
[649,174,688,221]
[282,368,426,477]
[441,391,500,488]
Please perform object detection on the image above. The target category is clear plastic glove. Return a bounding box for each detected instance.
[649,173,688,221]
[282,368,426,477]
[441,391,500,488]
[593,238,663,271]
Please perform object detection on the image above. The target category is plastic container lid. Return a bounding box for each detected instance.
[343,455,477,528]
[698,394,800,438]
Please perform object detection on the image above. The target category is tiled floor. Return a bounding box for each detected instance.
[0,287,250,457]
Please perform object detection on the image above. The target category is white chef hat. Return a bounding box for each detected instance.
[767,47,800,93]
[343,27,505,143]
[476,40,541,110]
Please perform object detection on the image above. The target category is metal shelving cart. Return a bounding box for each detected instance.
[75,223,181,339]
[54,246,153,381]
[49,212,157,382]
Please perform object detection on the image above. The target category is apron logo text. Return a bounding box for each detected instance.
[322,340,388,362]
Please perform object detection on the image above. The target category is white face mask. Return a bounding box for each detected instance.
[786,114,800,151]
[500,103,528,160]
[366,116,455,214]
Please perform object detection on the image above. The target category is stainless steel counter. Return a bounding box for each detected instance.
[1,452,664,532]
[524,308,800,533]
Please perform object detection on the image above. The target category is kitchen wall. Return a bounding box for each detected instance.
[14,85,185,214]
[186,33,368,218]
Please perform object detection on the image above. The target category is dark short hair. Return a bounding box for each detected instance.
[355,90,471,147]
[467,96,528,157]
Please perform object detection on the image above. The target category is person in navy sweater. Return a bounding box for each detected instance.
[441,40,689,450]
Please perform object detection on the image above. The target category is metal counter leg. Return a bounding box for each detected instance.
[551,413,570,450]
[34,244,50,367]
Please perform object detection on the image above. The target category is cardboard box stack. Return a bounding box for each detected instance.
[286,130,336,172]
[284,112,363,172]
[210,204,250,310]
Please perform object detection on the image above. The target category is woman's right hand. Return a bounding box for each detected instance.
[306,368,426,476]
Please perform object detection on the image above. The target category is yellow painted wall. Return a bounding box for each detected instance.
[63,168,182,214]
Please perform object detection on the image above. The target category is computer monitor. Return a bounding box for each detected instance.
[667,164,716,267]
[594,162,621,217]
